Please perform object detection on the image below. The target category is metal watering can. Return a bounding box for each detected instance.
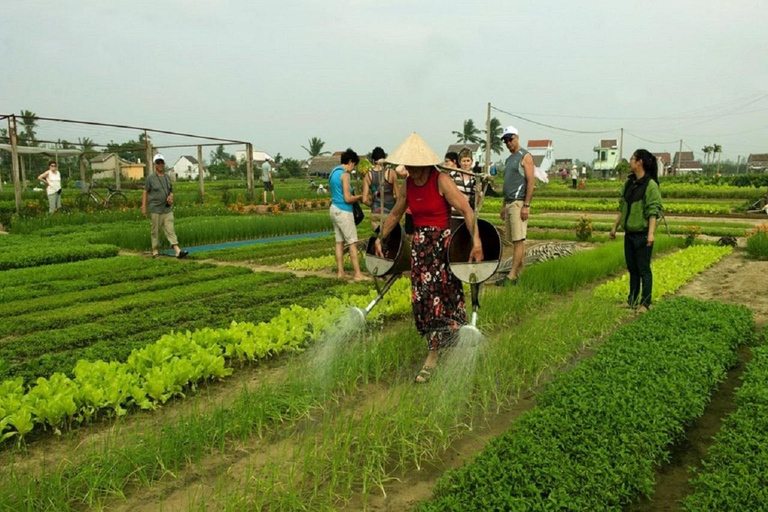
[349,223,411,325]
[448,218,502,339]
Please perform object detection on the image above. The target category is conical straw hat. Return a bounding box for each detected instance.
[386,132,441,167]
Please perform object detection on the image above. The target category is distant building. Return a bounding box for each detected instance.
[526,139,554,173]
[652,152,672,176]
[306,155,339,178]
[170,155,208,180]
[234,149,274,168]
[676,160,704,175]
[90,153,145,181]
[593,140,620,172]
[747,153,768,172]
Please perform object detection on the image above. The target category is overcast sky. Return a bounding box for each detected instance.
[2,0,767,166]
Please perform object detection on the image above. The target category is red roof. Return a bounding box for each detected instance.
[747,153,768,163]
[527,139,552,148]
[600,140,618,148]
[653,152,671,165]
[678,160,703,170]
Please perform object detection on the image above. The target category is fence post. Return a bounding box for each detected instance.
[245,142,254,201]
[9,115,22,214]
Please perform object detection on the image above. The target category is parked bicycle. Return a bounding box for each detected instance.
[76,180,128,209]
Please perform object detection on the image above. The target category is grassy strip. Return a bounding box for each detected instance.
[416,298,754,511]
[0,255,162,288]
[517,235,683,293]
[594,245,733,303]
[483,197,737,215]
[533,183,763,200]
[0,240,119,270]
[521,218,749,237]
[684,338,768,510]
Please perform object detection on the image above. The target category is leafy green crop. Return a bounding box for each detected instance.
[417,298,753,512]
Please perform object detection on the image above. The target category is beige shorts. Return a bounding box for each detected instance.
[330,204,358,243]
[504,200,528,242]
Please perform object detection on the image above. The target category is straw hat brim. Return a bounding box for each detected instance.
[386,132,442,167]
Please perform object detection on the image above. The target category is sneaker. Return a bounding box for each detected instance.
[177,250,189,259]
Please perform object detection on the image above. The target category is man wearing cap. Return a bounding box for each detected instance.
[499,126,535,286]
[141,154,188,259]
[261,157,276,204]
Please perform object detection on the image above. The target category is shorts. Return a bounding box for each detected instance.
[263,181,274,192]
[330,204,358,243]
[504,200,528,242]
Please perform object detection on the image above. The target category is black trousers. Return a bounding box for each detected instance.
[624,232,653,308]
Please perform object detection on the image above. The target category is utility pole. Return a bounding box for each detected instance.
[245,142,254,201]
[9,115,22,214]
[197,144,205,203]
[619,128,624,162]
[676,139,683,175]
[484,102,491,175]
[736,155,741,174]
[144,130,152,178]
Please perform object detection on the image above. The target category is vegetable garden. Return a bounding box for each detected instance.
[0,175,766,511]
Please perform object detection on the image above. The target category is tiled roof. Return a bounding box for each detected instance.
[307,155,339,173]
[674,151,695,163]
[747,153,768,163]
[180,155,198,164]
[678,160,703,169]
[653,152,671,165]
[600,140,617,148]
[527,140,552,148]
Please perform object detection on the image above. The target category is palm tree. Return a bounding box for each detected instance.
[482,117,504,154]
[18,110,38,145]
[302,137,330,157]
[701,146,712,165]
[78,137,97,161]
[713,143,723,173]
[210,144,232,165]
[452,119,482,145]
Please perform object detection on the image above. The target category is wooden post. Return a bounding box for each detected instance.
[9,116,22,214]
[484,102,491,175]
[144,130,152,178]
[245,142,254,201]
[618,127,624,163]
[676,139,683,174]
[79,154,87,185]
[114,153,121,190]
[197,144,205,203]
[20,152,27,191]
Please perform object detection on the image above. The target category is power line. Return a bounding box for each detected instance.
[624,131,680,145]
[491,106,619,134]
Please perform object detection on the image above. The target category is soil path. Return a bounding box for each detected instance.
[626,251,767,511]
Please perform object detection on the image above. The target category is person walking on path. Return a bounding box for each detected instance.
[609,149,662,312]
[362,146,398,231]
[377,133,483,383]
[329,148,365,281]
[37,161,62,213]
[261,158,276,204]
[141,154,188,259]
[498,126,535,286]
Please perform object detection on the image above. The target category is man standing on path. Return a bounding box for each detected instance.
[261,157,276,204]
[498,126,535,286]
[141,154,188,259]
[571,164,579,189]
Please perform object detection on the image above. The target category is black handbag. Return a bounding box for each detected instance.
[353,202,365,225]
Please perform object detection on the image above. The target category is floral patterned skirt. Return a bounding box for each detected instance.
[410,226,466,350]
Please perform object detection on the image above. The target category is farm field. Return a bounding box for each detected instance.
[0,175,766,511]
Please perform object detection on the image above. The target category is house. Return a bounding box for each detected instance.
[676,160,704,175]
[90,153,146,181]
[672,151,695,171]
[306,155,339,178]
[170,155,208,180]
[652,152,672,176]
[526,139,554,173]
[593,140,620,172]
[747,153,768,172]
[234,149,274,167]
[444,143,485,166]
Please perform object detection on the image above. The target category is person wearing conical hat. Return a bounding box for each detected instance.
[377,133,483,383]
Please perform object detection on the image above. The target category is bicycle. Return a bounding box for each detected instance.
[76,180,128,209]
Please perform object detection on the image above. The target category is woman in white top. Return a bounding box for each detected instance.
[38,161,62,213]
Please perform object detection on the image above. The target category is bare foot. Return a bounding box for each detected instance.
[353,275,366,282]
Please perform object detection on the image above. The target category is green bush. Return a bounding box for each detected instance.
[746,225,768,260]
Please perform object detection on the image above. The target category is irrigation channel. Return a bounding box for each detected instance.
[159,230,332,256]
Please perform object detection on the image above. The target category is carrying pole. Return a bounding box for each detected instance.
[9,115,22,214]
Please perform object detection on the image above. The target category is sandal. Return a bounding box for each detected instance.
[414,365,435,384]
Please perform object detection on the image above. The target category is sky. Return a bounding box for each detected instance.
[2,0,767,167]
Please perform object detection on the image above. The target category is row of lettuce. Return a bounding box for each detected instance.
[417,297,756,511]
[0,278,411,442]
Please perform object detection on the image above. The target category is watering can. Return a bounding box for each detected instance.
[448,218,502,338]
[349,223,411,325]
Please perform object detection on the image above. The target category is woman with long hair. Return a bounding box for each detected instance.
[362,146,398,231]
[609,149,662,312]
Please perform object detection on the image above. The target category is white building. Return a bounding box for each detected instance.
[170,155,209,180]
[234,149,274,167]
[526,139,555,174]
[593,139,620,171]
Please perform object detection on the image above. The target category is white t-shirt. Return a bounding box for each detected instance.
[570,168,578,179]
[46,171,61,195]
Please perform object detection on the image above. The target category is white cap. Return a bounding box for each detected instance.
[500,125,518,139]
[153,153,165,163]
